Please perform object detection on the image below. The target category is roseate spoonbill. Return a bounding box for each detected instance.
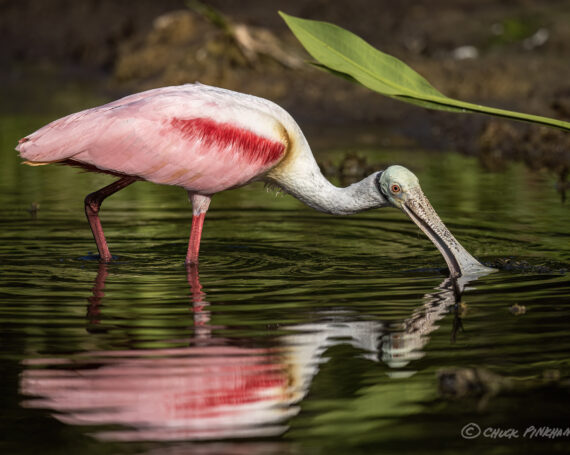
[16,83,490,277]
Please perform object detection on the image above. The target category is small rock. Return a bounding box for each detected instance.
[523,28,549,50]
[437,367,509,398]
[542,369,561,382]
[509,303,526,315]
[451,45,479,60]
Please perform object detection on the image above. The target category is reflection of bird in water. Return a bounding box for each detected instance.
[20,266,469,442]
[17,83,490,278]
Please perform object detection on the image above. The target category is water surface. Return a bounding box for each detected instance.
[1,99,569,455]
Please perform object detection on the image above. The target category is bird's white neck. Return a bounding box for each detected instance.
[267,154,388,215]
[292,172,388,215]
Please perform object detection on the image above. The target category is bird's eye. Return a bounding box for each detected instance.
[391,184,401,193]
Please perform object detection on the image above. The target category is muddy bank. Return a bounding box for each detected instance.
[2,0,569,179]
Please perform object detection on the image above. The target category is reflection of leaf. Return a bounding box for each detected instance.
[280,12,570,132]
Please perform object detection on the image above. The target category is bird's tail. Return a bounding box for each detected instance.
[15,110,94,164]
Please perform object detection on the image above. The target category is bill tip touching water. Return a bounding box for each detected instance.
[16,83,494,277]
[378,165,495,278]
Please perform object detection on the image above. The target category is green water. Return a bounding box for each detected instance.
[1,99,569,454]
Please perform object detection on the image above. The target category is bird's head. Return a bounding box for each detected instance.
[376,165,493,279]
[377,165,419,209]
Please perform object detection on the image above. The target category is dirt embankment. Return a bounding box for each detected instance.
[2,0,569,180]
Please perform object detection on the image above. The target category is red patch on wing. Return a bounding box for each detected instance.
[18,137,30,144]
[174,367,287,414]
[170,117,285,166]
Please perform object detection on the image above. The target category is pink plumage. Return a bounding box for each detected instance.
[18,84,288,194]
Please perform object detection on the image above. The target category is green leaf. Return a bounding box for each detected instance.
[279,12,570,131]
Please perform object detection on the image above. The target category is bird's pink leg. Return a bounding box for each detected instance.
[186,193,212,265]
[84,176,138,262]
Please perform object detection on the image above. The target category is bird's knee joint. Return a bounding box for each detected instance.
[85,194,101,214]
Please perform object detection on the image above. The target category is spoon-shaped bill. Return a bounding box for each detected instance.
[402,187,494,278]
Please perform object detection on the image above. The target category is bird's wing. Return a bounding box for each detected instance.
[17,85,289,193]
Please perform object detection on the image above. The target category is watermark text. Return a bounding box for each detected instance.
[461,423,570,440]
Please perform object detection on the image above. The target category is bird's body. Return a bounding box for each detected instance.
[17,83,491,277]
[20,84,294,194]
